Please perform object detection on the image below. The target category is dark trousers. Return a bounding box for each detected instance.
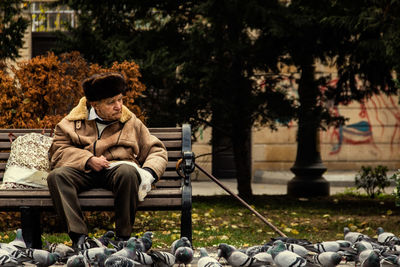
[47,164,141,237]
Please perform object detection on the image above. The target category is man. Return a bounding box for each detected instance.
[47,72,168,249]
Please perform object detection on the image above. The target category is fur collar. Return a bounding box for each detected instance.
[66,97,133,123]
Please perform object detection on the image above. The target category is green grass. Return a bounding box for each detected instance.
[0,193,399,249]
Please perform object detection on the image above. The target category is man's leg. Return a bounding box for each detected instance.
[103,164,141,238]
[47,166,94,238]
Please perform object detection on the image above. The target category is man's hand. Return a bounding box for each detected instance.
[86,155,110,171]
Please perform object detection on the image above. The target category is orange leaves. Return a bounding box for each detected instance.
[0,51,146,128]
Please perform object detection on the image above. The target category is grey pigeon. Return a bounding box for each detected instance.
[217,243,266,267]
[98,231,116,247]
[0,248,19,266]
[137,231,153,252]
[79,236,106,250]
[245,244,270,257]
[46,241,76,259]
[307,241,352,253]
[104,255,140,267]
[9,229,26,248]
[360,250,381,267]
[270,237,312,246]
[343,227,369,244]
[81,247,116,264]
[66,254,88,267]
[285,243,310,257]
[135,250,154,265]
[253,251,274,265]
[353,242,376,265]
[113,237,137,260]
[198,247,222,267]
[26,248,60,267]
[307,251,343,267]
[377,227,400,245]
[381,254,400,266]
[171,236,192,254]
[174,246,194,266]
[0,243,30,264]
[269,240,308,267]
[148,250,175,267]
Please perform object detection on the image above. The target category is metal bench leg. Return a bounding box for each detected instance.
[181,182,192,242]
[20,207,42,248]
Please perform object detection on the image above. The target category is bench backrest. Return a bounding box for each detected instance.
[0,127,183,188]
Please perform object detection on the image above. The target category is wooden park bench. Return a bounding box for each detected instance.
[0,124,194,248]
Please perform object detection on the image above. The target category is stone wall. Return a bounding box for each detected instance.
[193,93,400,180]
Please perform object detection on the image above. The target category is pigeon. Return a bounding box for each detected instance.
[9,229,26,248]
[218,243,266,267]
[307,251,343,267]
[26,248,61,267]
[360,250,381,267]
[113,237,137,260]
[81,247,116,264]
[98,230,116,247]
[270,237,312,246]
[171,236,192,254]
[46,241,76,259]
[285,243,310,257]
[245,244,270,257]
[104,255,141,267]
[269,240,308,267]
[306,241,352,253]
[381,254,400,266]
[198,247,222,267]
[66,254,88,267]
[136,231,153,252]
[78,236,106,250]
[353,241,374,251]
[0,248,19,266]
[253,251,274,265]
[148,250,175,267]
[174,246,194,266]
[343,227,369,244]
[377,227,400,245]
[353,242,376,265]
[135,250,155,265]
[0,243,30,263]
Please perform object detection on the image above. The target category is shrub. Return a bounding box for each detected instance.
[355,165,391,198]
[391,169,400,206]
[0,51,146,128]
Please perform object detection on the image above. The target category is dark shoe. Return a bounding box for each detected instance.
[71,234,87,251]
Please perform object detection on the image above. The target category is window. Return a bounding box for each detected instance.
[30,2,75,32]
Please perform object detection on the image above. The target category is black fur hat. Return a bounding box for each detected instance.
[82,72,127,102]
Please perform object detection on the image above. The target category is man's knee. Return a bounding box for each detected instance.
[114,164,139,183]
[47,167,71,186]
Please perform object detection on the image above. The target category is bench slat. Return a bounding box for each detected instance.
[0,161,179,172]
[0,188,181,198]
[0,128,182,133]
[0,151,183,160]
[0,197,182,210]
[0,141,182,150]
[0,132,183,141]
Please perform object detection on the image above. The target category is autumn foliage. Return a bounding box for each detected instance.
[0,51,146,128]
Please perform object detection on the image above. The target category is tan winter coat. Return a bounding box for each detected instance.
[49,97,168,180]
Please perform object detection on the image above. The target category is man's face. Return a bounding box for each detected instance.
[91,94,123,121]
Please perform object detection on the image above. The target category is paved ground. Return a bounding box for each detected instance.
[191,169,396,196]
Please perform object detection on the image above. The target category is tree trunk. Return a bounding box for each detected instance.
[232,121,253,199]
[287,62,330,197]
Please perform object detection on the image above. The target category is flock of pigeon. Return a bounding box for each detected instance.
[0,226,399,266]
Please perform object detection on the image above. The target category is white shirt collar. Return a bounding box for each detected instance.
[88,107,103,121]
